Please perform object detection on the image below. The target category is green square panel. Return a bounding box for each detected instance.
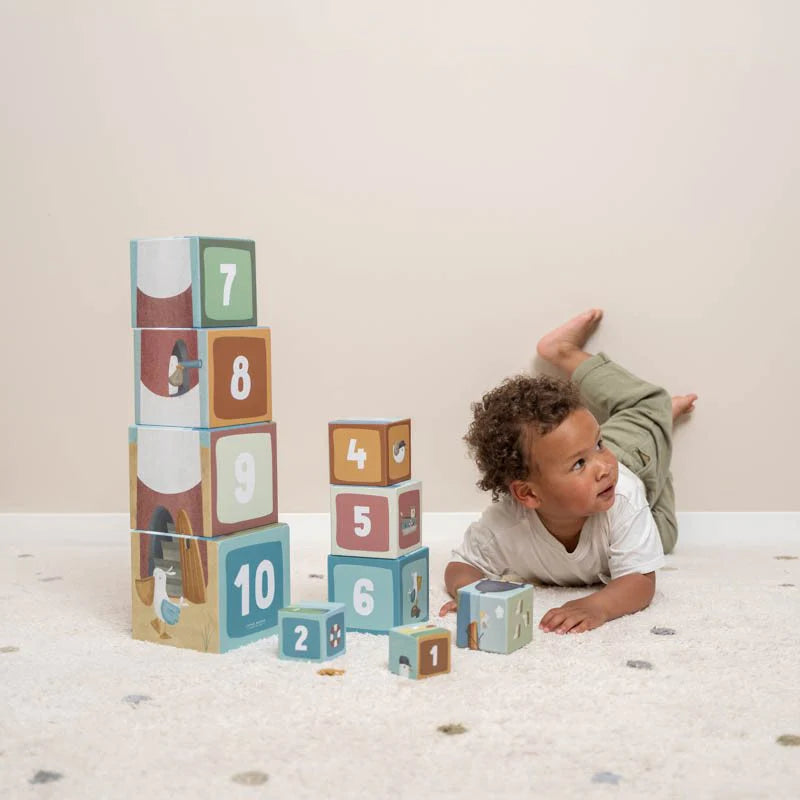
[201,240,256,325]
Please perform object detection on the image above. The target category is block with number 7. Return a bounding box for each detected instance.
[328,419,411,486]
[330,480,422,558]
[135,327,271,428]
[327,548,429,634]
[278,602,346,662]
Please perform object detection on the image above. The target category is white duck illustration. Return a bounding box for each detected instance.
[150,566,188,639]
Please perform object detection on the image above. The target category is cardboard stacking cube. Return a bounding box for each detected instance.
[389,623,451,680]
[131,523,290,653]
[134,326,271,428]
[330,480,421,558]
[278,602,346,662]
[328,418,411,486]
[327,548,429,634]
[131,236,257,328]
[129,422,278,538]
[456,579,534,655]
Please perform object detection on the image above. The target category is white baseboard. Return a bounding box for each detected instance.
[0,512,798,548]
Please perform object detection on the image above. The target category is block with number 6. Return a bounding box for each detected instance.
[131,523,289,653]
[330,480,421,558]
[328,419,411,486]
[389,624,451,679]
[327,548,429,634]
[131,236,257,328]
[134,327,271,428]
[278,602,346,662]
[129,422,278,538]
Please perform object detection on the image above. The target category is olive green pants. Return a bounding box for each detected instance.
[572,353,677,554]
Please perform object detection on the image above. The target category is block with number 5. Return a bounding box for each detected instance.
[327,548,429,634]
[135,327,271,429]
[131,523,289,653]
[328,419,411,486]
[330,480,422,558]
[131,236,257,328]
[389,623,451,679]
[278,602,346,662]
[129,422,278,538]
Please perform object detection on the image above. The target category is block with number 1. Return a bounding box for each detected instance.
[328,419,411,486]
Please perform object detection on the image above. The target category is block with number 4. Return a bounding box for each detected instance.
[131,523,290,653]
[279,602,346,662]
[129,422,278,538]
[328,419,411,486]
[330,480,421,558]
[135,327,271,428]
[456,579,534,655]
[389,623,451,680]
[327,548,429,634]
[131,236,257,328]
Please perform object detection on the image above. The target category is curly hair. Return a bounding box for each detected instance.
[464,374,583,501]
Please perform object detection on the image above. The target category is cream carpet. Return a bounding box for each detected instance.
[1,515,799,799]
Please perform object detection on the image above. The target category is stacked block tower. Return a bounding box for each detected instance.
[327,419,429,633]
[128,236,290,653]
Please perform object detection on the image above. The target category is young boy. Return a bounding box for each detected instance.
[440,309,696,634]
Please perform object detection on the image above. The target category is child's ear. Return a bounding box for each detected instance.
[509,480,541,509]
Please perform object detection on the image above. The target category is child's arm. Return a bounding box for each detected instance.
[539,571,656,634]
[438,561,486,615]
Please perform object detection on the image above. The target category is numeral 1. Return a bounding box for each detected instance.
[430,644,438,667]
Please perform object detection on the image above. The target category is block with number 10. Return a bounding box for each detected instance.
[328,419,411,486]
[330,480,421,558]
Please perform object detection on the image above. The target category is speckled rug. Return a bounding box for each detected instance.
[1,515,799,799]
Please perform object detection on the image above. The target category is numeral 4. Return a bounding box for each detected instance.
[347,438,367,470]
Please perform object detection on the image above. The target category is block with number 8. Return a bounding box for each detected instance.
[389,623,452,679]
[330,480,421,558]
[327,548,429,634]
[131,236,257,329]
[131,523,289,653]
[278,602,346,662]
[129,422,278,538]
[134,327,271,428]
[328,419,411,486]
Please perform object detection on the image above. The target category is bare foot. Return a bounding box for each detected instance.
[536,308,603,375]
[672,394,697,422]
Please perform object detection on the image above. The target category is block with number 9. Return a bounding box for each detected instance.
[328,419,411,486]
[389,623,452,679]
[135,327,271,428]
[278,602,346,662]
[327,548,429,634]
[131,523,289,653]
[129,422,278,538]
[330,480,421,558]
[131,236,257,328]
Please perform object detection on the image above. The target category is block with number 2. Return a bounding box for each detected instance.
[279,602,346,662]
[131,523,290,653]
[330,480,421,558]
[328,419,411,486]
[327,548,429,634]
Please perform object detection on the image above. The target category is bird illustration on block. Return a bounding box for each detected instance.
[149,566,188,639]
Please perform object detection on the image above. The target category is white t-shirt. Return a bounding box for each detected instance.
[452,463,664,586]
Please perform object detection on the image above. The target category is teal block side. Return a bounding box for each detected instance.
[455,580,533,654]
[217,523,291,653]
[388,628,418,678]
[190,237,202,327]
[279,602,346,662]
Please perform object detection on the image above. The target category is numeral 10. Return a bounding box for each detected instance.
[233,559,275,617]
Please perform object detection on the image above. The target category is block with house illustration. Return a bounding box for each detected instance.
[134,326,271,428]
[131,523,290,653]
[330,480,421,558]
[389,623,451,680]
[131,236,257,328]
[278,602,346,662]
[456,579,534,655]
[129,422,278,538]
[328,419,411,486]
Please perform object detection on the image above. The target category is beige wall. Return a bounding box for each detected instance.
[1,2,798,513]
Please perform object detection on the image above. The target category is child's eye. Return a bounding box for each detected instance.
[572,458,585,471]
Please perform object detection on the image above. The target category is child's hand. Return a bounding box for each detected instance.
[539,597,608,634]
[438,600,457,616]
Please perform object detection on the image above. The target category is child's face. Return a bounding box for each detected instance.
[515,408,619,520]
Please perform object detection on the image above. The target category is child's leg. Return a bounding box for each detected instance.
[572,353,677,553]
